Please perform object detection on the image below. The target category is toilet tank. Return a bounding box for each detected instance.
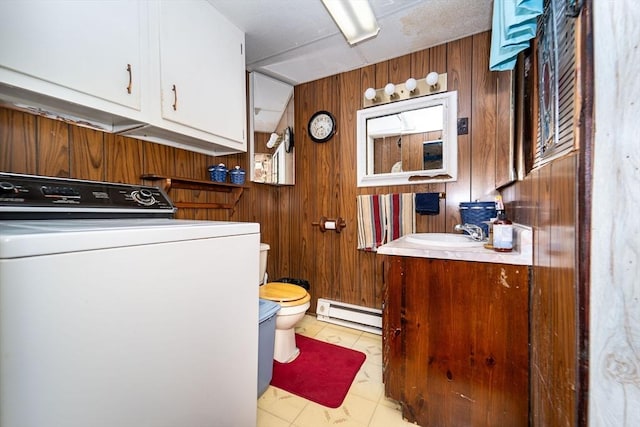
[259,243,270,285]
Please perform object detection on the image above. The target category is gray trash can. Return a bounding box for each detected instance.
[258,298,280,397]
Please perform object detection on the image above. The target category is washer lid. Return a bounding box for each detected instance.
[259,282,308,302]
[0,219,260,259]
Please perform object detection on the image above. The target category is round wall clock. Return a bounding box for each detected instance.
[283,126,294,153]
[308,110,336,143]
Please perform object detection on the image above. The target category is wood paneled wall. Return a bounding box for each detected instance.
[0,107,248,221]
[503,156,578,426]
[498,2,587,424]
[277,31,510,312]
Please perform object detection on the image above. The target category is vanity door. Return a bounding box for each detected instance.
[383,256,530,427]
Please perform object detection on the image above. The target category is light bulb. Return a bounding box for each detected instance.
[426,71,439,87]
[405,78,417,92]
[364,87,377,100]
[384,83,396,97]
[266,132,278,149]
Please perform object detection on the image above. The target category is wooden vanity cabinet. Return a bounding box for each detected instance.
[382,255,530,427]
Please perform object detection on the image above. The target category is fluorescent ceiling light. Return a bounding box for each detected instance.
[321,0,380,45]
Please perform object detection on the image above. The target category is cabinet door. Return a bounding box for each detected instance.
[0,0,142,111]
[403,258,529,427]
[383,256,529,427]
[158,0,246,146]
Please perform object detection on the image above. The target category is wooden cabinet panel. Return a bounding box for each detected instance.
[383,256,529,427]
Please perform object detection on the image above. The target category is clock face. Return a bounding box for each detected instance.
[308,111,336,143]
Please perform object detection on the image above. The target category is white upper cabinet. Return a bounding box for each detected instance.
[157,0,246,149]
[0,0,145,129]
[0,0,247,155]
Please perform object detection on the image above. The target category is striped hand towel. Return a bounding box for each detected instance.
[382,193,416,242]
[357,194,386,251]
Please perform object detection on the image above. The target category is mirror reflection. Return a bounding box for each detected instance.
[249,72,295,185]
[357,91,458,187]
[368,105,444,174]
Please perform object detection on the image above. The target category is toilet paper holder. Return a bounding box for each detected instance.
[312,216,346,233]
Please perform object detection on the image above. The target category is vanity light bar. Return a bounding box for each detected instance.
[363,73,448,108]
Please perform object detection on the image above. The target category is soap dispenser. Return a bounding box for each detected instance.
[492,196,513,252]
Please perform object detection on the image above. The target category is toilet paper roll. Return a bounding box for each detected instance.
[324,220,336,230]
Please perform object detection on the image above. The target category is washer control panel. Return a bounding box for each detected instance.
[0,173,176,219]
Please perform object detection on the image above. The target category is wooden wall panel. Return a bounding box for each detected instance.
[0,108,36,173]
[470,32,498,201]
[549,154,577,427]
[275,186,290,279]
[70,126,104,181]
[319,76,339,302]
[37,116,69,177]
[143,141,175,178]
[337,69,361,306]
[172,148,198,220]
[510,152,579,427]
[444,36,473,230]
[105,134,143,184]
[294,80,317,300]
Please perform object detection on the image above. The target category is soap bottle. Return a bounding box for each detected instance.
[492,196,513,252]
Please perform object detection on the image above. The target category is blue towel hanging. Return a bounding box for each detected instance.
[415,193,440,215]
[489,0,543,71]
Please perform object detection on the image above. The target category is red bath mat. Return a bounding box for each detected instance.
[270,334,366,408]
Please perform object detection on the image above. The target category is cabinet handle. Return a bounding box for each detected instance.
[172,84,178,111]
[126,64,132,94]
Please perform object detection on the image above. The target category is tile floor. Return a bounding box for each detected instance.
[257,315,416,427]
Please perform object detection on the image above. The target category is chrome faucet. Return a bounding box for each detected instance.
[454,223,485,241]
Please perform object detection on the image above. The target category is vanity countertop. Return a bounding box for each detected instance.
[377,224,533,266]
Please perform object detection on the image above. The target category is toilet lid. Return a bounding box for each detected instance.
[260,282,309,304]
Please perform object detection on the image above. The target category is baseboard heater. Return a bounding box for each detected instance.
[316,298,382,335]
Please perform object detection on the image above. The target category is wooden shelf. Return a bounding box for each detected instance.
[141,174,248,211]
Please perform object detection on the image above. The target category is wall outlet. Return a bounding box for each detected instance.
[457,117,469,135]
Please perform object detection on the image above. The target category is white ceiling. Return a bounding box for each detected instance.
[208,0,494,86]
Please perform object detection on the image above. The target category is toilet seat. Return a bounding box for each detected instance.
[259,282,310,307]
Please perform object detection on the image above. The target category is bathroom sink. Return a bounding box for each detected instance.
[404,233,485,248]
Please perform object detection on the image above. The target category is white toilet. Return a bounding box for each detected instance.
[259,243,311,363]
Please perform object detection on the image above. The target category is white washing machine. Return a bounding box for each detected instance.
[0,173,260,427]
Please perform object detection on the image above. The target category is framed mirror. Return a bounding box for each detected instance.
[249,72,295,185]
[356,91,458,187]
